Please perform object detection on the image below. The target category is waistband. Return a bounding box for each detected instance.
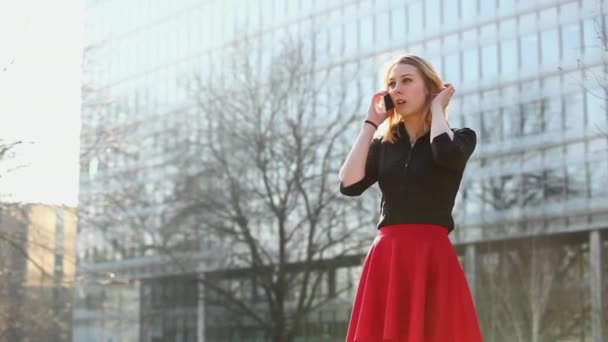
[378,223,449,237]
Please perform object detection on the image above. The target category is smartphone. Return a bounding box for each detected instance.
[382,94,395,112]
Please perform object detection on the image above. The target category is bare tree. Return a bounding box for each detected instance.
[78,35,376,341]
[0,200,76,341]
[463,90,594,341]
[476,236,589,342]
[172,36,376,342]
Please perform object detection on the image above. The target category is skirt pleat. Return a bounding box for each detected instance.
[345,224,483,342]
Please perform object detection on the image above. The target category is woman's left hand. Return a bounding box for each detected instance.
[432,83,455,110]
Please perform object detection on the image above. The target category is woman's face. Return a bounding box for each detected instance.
[387,63,429,118]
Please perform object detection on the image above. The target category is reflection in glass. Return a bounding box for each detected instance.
[541,29,559,66]
[589,160,608,198]
[408,2,423,37]
[481,110,501,143]
[443,0,459,26]
[391,6,407,42]
[582,18,600,52]
[425,0,440,30]
[443,52,461,84]
[465,179,483,214]
[461,0,477,22]
[344,21,358,55]
[543,97,563,132]
[360,16,373,52]
[520,33,539,71]
[521,101,544,136]
[564,91,584,131]
[502,105,520,138]
[500,38,517,75]
[480,0,496,17]
[566,164,588,200]
[499,0,515,10]
[585,87,607,128]
[463,48,479,82]
[376,11,390,48]
[482,43,498,79]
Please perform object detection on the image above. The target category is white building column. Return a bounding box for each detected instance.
[590,230,605,342]
[197,274,206,342]
[465,244,477,304]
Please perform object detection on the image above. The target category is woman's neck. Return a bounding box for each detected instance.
[401,114,427,143]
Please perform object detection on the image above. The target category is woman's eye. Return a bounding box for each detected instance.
[388,82,396,88]
[402,78,412,83]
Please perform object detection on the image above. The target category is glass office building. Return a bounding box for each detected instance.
[77,0,608,340]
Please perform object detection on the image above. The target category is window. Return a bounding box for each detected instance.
[559,1,579,19]
[442,32,460,50]
[329,12,343,59]
[543,97,563,132]
[425,0,440,31]
[521,101,544,136]
[502,104,521,137]
[465,180,483,214]
[443,52,461,84]
[443,0,459,26]
[566,163,588,200]
[480,0,496,17]
[462,28,477,43]
[426,38,440,53]
[429,56,442,76]
[588,160,608,197]
[481,110,501,142]
[539,7,557,24]
[564,91,584,131]
[586,87,607,128]
[344,21,358,55]
[481,43,498,79]
[480,23,497,41]
[583,17,600,52]
[499,0,516,10]
[520,33,539,72]
[500,18,516,35]
[561,23,581,61]
[376,11,390,48]
[360,15,373,52]
[541,29,559,66]
[463,48,479,82]
[391,6,407,42]
[285,0,299,21]
[543,167,567,202]
[408,2,423,37]
[500,38,518,75]
[519,12,537,32]
[260,0,274,26]
[249,0,261,31]
[461,0,477,22]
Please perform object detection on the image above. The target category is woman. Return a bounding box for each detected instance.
[338,54,483,341]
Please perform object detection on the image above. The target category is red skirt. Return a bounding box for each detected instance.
[345,224,483,342]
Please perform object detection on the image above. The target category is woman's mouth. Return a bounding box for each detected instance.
[396,99,407,105]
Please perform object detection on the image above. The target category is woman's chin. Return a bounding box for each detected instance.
[397,111,414,118]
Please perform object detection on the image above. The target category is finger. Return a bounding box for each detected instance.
[374,90,388,97]
[372,92,384,103]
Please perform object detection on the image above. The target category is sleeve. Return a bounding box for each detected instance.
[431,128,477,171]
[339,138,381,196]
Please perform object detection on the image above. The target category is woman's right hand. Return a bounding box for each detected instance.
[366,91,393,126]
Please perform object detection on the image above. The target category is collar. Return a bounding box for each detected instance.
[394,121,430,143]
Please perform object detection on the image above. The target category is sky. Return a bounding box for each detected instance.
[0,0,83,207]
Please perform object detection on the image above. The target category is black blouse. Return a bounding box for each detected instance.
[339,122,477,234]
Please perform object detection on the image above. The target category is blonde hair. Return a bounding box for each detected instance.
[380,54,447,143]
